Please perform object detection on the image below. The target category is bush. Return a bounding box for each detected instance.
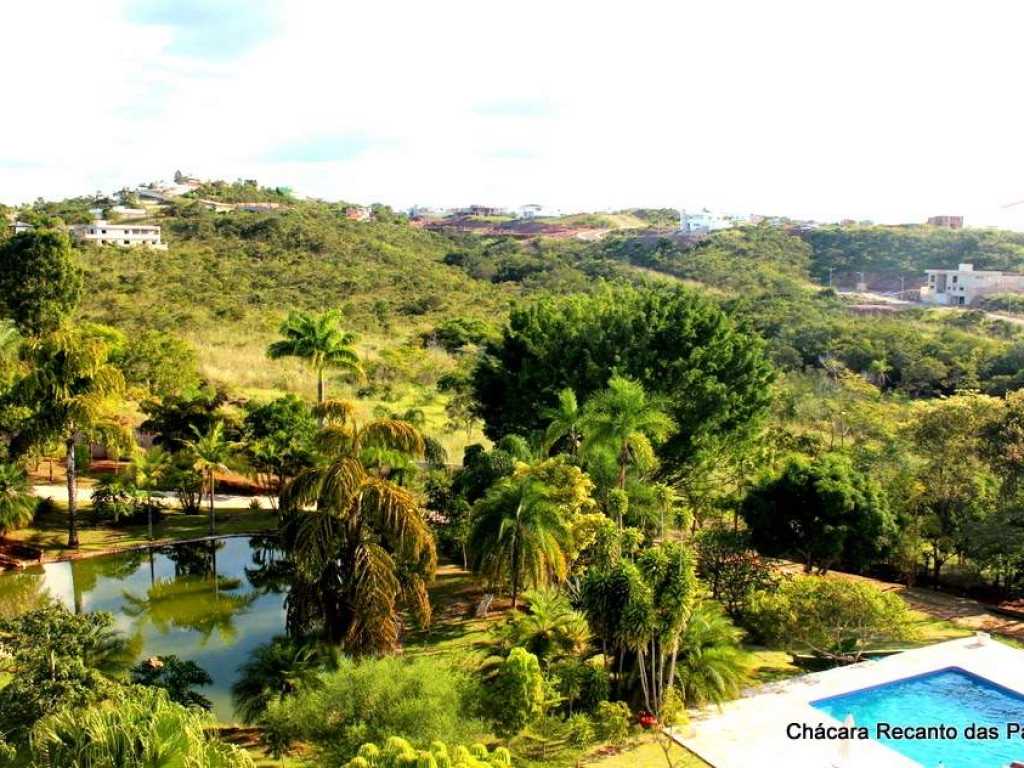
[593,701,631,742]
[565,713,596,746]
[488,648,545,735]
[551,660,609,715]
[91,476,165,526]
[261,655,488,766]
[695,527,777,621]
[343,739,510,768]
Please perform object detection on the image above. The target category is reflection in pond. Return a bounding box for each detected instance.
[0,536,288,721]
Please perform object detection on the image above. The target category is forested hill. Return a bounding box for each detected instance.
[800,225,1024,280]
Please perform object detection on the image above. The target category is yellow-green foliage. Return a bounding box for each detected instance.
[346,740,511,768]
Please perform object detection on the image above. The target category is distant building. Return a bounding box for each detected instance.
[458,205,506,217]
[517,204,545,219]
[236,202,284,212]
[927,215,964,229]
[345,206,373,222]
[8,221,33,235]
[678,208,733,234]
[109,206,148,219]
[70,220,166,250]
[920,263,1024,306]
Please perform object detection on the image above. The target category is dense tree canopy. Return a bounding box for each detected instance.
[0,229,82,336]
[472,284,774,472]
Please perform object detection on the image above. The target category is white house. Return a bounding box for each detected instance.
[920,263,1024,306]
[70,220,166,250]
[679,208,733,234]
[517,204,545,219]
[8,221,33,235]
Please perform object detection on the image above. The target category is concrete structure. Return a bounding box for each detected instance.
[70,220,166,249]
[919,263,1024,306]
[679,208,733,234]
[517,203,545,219]
[672,634,1020,768]
[8,221,33,235]
[927,214,964,229]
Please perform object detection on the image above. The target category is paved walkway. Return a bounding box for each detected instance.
[31,483,275,510]
[671,635,1022,768]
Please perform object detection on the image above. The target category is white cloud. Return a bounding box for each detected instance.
[2,0,1024,227]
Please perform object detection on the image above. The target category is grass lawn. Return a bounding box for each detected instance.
[582,736,710,768]
[6,504,279,559]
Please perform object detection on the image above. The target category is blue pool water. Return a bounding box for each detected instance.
[813,667,1024,767]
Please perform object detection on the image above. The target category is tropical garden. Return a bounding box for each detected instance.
[1,192,1023,766]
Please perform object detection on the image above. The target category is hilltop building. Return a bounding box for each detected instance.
[679,209,734,234]
[920,263,1024,306]
[7,221,33,235]
[517,204,545,219]
[70,220,166,250]
[927,215,964,229]
[345,205,373,221]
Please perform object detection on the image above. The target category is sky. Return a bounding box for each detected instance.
[3,0,1024,228]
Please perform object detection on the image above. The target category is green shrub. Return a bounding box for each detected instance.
[344,739,507,768]
[593,701,631,743]
[488,648,544,735]
[261,655,487,766]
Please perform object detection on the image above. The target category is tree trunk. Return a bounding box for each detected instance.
[316,367,325,426]
[66,435,79,549]
[208,472,216,536]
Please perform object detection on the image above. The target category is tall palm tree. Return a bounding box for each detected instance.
[468,463,574,610]
[19,329,129,548]
[0,462,34,536]
[580,376,675,492]
[280,403,436,653]
[266,310,362,420]
[184,422,236,535]
[542,387,582,457]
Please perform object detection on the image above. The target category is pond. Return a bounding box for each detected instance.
[0,536,289,722]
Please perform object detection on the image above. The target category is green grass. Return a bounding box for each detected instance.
[580,736,710,768]
[7,504,278,558]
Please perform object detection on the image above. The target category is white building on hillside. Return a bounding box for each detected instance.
[679,208,733,234]
[8,221,33,235]
[70,220,166,250]
[920,263,1024,306]
[517,203,545,219]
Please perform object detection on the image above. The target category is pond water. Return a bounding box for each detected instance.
[0,536,289,722]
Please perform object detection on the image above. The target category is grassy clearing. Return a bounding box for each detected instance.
[6,504,278,558]
[581,736,710,768]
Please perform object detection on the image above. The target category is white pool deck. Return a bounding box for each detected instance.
[669,635,1024,768]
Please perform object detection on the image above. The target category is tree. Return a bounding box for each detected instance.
[674,602,748,707]
[17,329,129,548]
[541,387,582,456]
[580,376,675,492]
[497,588,591,665]
[129,446,173,539]
[280,405,436,653]
[472,284,773,472]
[231,637,326,724]
[243,395,317,507]
[139,386,228,451]
[489,647,545,734]
[746,576,916,663]
[130,654,213,710]
[266,310,362,417]
[30,686,254,768]
[0,462,35,535]
[184,421,237,536]
[740,453,894,574]
[468,458,591,609]
[0,229,82,336]
[695,527,777,620]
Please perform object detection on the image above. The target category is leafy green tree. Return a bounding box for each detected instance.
[541,387,582,456]
[110,328,201,398]
[266,310,362,415]
[747,575,915,663]
[0,461,34,535]
[740,453,895,574]
[130,654,213,710]
[184,421,238,536]
[468,458,591,609]
[17,329,129,547]
[242,395,317,507]
[0,228,82,336]
[231,637,327,724]
[695,527,776,620]
[30,686,254,767]
[139,386,228,451]
[489,647,545,734]
[472,284,773,472]
[280,405,436,652]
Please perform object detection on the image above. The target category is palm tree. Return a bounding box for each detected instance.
[868,357,892,389]
[266,310,362,420]
[542,388,582,457]
[580,376,675,492]
[468,463,574,610]
[231,636,328,723]
[501,587,591,664]
[130,446,172,539]
[0,462,34,536]
[280,404,436,653]
[19,329,129,548]
[674,602,748,707]
[184,422,236,536]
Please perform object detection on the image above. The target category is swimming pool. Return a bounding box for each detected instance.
[812,667,1024,767]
